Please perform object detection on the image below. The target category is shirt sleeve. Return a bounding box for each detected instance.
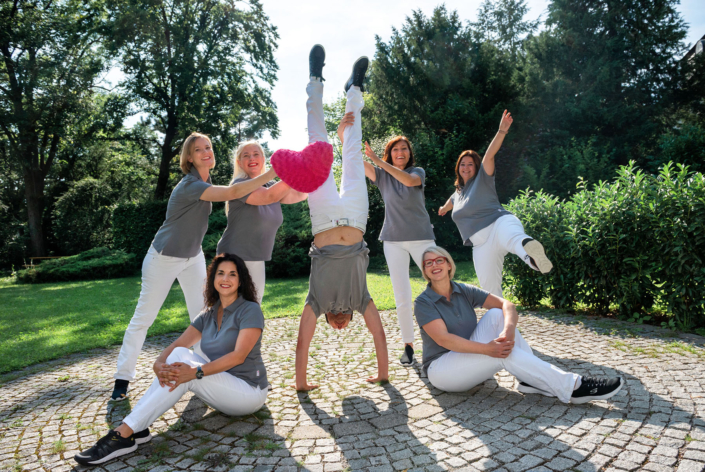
[181,175,212,202]
[238,302,265,330]
[414,296,441,328]
[371,166,384,189]
[450,192,457,204]
[190,311,207,332]
[409,167,426,188]
[459,283,490,308]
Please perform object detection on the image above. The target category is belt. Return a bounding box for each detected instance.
[313,217,366,235]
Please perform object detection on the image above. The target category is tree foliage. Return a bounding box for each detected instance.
[107,0,280,198]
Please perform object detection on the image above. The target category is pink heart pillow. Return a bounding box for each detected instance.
[270,141,334,193]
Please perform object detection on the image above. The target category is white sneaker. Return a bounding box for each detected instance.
[522,239,553,274]
[517,380,555,397]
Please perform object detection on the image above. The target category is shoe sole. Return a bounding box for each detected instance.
[523,240,553,274]
[399,357,416,367]
[570,379,623,404]
[75,444,138,465]
[110,394,128,402]
[135,433,152,445]
[516,382,555,397]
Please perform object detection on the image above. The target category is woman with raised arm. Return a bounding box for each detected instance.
[438,111,552,297]
[216,140,307,304]
[336,121,434,367]
[111,132,277,402]
[415,245,622,403]
[76,254,268,466]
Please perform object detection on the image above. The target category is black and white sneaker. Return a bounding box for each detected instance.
[111,379,129,402]
[344,56,369,93]
[133,428,152,445]
[517,381,555,397]
[74,430,137,465]
[309,44,326,80]
[570,377,623,404]
[522,238,553,274]
[400,345,416,366]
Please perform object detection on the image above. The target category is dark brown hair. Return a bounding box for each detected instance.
[383,136,415,169]
[204,253,258,308]
[454,150,482,191]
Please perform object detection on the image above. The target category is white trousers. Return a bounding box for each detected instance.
[244,261,265,305]
[115,246,207,381]
[427,308,578,403]
[383,239,435,344]
[470,214,531,297]
[122,348,267,432]
[306,79,368,235]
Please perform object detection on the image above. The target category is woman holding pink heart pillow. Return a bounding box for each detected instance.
[216,140,307,304]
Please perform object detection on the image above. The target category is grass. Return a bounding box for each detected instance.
[0,262,478,376]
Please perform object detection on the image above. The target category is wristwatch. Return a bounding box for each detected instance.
[195,366,204,379]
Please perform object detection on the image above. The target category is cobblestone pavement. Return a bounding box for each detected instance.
[1,310,705,472]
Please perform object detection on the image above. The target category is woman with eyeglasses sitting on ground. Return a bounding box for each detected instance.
[414,245,623,404]
[75,253,268,466]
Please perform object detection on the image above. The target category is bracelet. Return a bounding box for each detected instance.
[498,129,508,135]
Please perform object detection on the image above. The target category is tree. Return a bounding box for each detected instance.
[0,0,107,256]
[107,0,280,198]
[470,0,540,56]
[518,0,689,167]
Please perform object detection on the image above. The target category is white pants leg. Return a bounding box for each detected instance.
[339,86,368,230]
[471,215,531,297]
[245,261,266,305]
[306,79,343,231]
[427,308,578,403]
[383,240,435,344]
[122,348,267,432]
[115,247,206,381]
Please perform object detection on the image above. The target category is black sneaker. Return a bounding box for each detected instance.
[522,238,553,274]
[133,428,152,445]
[309,44,326,80]
[517,381,555,397]
[570,377,623,404]
[74,430,137,465]
[400,345,415,366]
[344,56,369,93]
[111,379,129,401]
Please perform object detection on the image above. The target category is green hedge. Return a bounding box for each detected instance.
[112,200,169,259]
[504,162,705,330]
[16,247,138,283]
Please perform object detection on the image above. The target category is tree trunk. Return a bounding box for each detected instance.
[23,168,46,257]
[154,120,178,199]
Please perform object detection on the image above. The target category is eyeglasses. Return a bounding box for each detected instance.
[423,257,447,268]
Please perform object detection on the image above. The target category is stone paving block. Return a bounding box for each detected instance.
[332,421,374,437]
[407,404,444,419]
[370,414,408,430]
[676,461,705,472]
[291,425,331,439]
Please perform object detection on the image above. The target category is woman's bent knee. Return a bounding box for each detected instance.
[166,347,192,364]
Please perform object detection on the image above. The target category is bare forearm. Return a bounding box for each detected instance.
[372,158,420,187]
[372,332,389,380]
[230,169,277,200]
[502,301,519,332]
[438,333,489,355]
[484,131,506,162]
[201,352,246,376]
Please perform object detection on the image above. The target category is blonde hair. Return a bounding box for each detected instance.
[421,246,457,282]
[231,140,267,182]
[226,140,268,215]
[180,132,213,174]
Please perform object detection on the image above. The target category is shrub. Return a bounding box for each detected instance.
[52,178,116,255]
[16,247,138,283]
[112,200,169,258]
[504,162,705,330]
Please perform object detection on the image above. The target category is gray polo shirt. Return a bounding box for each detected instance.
[152,166,212,258]
[305,241,372,318]
[450,165,511,245]
[191,297,267,389]
[372,166,435,242]
[216,177,283,261]
[414,282,489,373]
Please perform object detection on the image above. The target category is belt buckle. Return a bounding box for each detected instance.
[337,218,349,227]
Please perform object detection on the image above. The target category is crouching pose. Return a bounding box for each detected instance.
[438,111,552,297]
[295,45,388,391]
[76,254,268,466]
[415,246,622,404]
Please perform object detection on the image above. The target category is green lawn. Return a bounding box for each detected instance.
[0,262,478,374]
